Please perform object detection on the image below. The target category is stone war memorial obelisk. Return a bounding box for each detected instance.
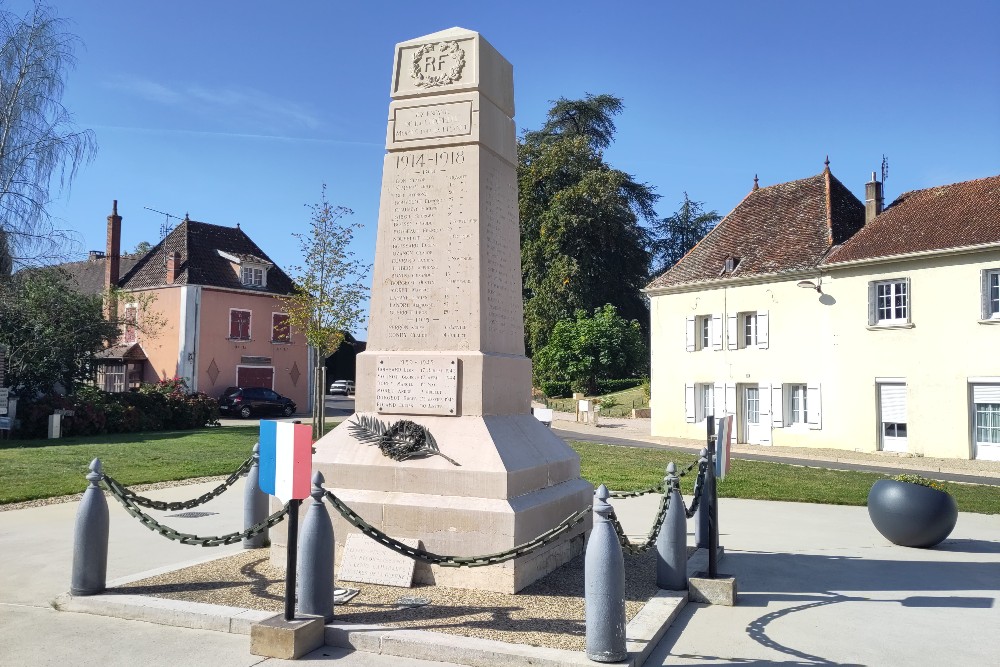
[300,28,593,593]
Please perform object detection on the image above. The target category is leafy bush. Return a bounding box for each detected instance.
[13,379,219,439]
[540,381,572,398]
[595,378,644,394]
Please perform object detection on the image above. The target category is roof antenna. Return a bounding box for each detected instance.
[144,206,181,266]
[881,154,889,200]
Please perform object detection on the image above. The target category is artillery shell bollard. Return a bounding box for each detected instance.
[656,463,688,591]
[694,447,710,548]
[71,458,109,596]
[297,471,334,622]
[243,443,270,548]
[585,484,627,663]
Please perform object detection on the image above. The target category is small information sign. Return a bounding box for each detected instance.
[0,388,8,416]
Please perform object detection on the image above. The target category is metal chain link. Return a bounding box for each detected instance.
[323,489,589,568]
[608,458,699,499]
[115,454,255,512]
[607,490,670,555]
[683,460,710,519]
[103,473,288,546]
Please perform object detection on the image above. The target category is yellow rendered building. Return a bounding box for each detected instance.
[645,167,1000,461]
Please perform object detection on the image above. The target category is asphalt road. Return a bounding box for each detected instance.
[554,428,1000,487]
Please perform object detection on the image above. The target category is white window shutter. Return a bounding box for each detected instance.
[685,316,695,352]
[867,282,877,325]
[685,383,696,423]
[758,383,772,443]
[807,383,822,429]
[982,270,991,320]
[904,277,912,322]
[727,314,738,350]
[771,383,784,427]
[711,314,723,350]
[714,382,725,415]
[725,384,737,443]
[757,310,769,349]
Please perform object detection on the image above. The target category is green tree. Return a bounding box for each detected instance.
[533,304,647,396]
[280,185,369,439]
[519,94,657,355]
[130,241,152,256]
[650,193,721,275]
[0,268,118,395]
[0,3,96,270]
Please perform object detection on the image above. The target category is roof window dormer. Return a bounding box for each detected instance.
[218,249,270,289]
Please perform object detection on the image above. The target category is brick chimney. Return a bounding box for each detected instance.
[865,172,884,224]
[105,200,122,290]
[166,251,181,284]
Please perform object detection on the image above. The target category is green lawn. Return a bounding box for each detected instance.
[571,441,1000,515]
[545,385,649,417]
[0,427,261,504]
[3,429,997,515]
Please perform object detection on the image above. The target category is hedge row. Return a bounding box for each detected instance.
[539,378,644,399]
[13,378,220,439]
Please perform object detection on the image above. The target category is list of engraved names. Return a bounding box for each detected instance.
[376,355,458,415]
[386,148,474,348]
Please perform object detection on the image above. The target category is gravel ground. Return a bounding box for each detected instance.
[117,548,664,651]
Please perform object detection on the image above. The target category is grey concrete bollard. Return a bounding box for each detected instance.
[71,458,109,596]
[243,443,270,548]
[297,471,334,622]
[585,484,627,663]
[695,447,710,548]
[656,462,688,590]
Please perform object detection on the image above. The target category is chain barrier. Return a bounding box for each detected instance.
[323,489,589,568]
[684,460,709,519]
[102,473,288,547]
[113,454,255,512]
[608,458,699,499]
[607,458,709,552]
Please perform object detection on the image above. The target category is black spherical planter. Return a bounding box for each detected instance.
[867,479,958,548]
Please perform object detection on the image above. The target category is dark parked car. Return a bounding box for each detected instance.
[219,387,296,419]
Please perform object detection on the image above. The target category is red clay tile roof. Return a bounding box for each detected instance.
[646,169,865,290]
[823,174,1000,265]
[120,220,295,294]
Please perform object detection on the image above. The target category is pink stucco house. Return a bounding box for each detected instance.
[82,202,309,408]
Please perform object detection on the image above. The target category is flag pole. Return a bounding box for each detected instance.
[284,498,301,620]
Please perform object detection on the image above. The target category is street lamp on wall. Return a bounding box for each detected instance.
[797,279,822,294]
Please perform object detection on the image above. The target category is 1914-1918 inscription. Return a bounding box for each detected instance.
[376,355,458,415]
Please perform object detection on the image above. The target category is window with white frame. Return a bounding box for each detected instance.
[727,311,769,349]
[983,269,1000,320]
[242,266,264,287]
[98,363,126,393]
[789,384,807,425]
[699,316,710,350]
[870,279,910,325]
[700,383,714,421]
[230,309,251,340]
[743,312,758,347]
[972,384,1000,458]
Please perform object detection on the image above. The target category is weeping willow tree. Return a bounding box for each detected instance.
[0,2,96,270]
[280,185,369,439]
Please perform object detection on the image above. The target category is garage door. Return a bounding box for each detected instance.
[237,366,274,389]
[879,383,907,453]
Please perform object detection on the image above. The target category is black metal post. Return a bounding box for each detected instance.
[284,498,301,621]
[708,418,719,578]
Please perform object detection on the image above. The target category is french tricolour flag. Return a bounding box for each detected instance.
[715,415,733,481]
[258,420,313,502]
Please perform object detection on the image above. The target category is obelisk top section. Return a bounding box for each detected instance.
[390,27,514,118]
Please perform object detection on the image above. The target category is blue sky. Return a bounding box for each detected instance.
[9,1,1000,336]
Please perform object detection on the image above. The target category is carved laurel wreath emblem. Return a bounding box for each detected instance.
[348,415,460,466]
[411,40,466,88]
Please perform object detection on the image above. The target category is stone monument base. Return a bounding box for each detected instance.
[271,413,593,593]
